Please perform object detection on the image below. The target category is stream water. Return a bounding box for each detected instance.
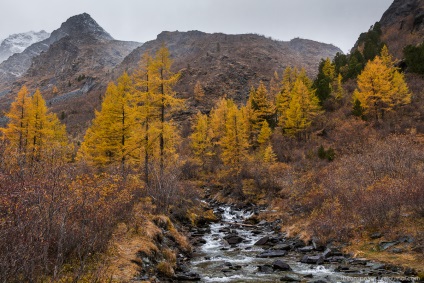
[181,205,414,283]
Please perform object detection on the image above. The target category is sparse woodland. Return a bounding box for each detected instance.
[0,39,423,282]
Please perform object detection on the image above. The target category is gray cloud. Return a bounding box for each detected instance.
[0,0,393,53]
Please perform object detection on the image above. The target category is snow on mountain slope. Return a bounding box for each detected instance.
[0,31,50,63]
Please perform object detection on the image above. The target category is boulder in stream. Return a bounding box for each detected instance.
[300,255,324,264]
[254,236,270,245]
[224,234,244,245]
[257,250,287,258]
[174,271,201,281]
[272,259,292,271]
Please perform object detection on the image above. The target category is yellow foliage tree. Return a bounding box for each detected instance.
[220,102,249,176]
[194,81,205,103]
[284,78,321,139]
[190,112,213,169]
[79,73,136,169]
[353,48,411,121]
[2,87,69,169]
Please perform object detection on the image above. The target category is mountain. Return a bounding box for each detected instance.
[379,0,424,58]
[0,18,341,136]
[116,31,341,116]
[0,13,118,89]
[0,31,50,63]
[0,13,142,134]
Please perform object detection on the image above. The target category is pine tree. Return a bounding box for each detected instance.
[314,58,336,103]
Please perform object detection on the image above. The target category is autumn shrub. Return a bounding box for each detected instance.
[289,134,424,242]
[0,162,137,282]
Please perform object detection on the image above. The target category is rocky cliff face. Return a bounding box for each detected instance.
[0,31,50,63]
[379,0,423,58]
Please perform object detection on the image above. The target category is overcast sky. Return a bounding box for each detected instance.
[0,0,393,53]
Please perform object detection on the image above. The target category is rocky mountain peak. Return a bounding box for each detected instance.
[51,13,113,42]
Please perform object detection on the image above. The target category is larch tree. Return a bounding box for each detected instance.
[79,73,136,169]
[194,81,205,103]
[2,87,69,169]
[247,82,275,147]
[353,47,411,121]
[190,112,213,170]
[150,45,183,175]
[220,102,249,176]
[2,86,31,156]
[284,78,321,139]
[132,53,158,185]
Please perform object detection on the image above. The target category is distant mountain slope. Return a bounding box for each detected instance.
[0,31,50,63]
[116,31,341,109]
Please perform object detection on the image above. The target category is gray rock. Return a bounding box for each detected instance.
[258,264,273,273]
[298,246,314,253]
[271,244,291,251]
[254,236,270,246]
[280,274,301,282]
[300,255,324,264]
[257,250,287,258]
[272,260,292,271]
[370,232,383,239]
[175,271,201,281]
[224,235,244,245]
[379,241,399,251]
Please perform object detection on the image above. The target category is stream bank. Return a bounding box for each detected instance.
[177,201,420,283]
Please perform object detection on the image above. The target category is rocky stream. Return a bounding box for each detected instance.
[175,201,419,283]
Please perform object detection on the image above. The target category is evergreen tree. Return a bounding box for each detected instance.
[314,58,336,104]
